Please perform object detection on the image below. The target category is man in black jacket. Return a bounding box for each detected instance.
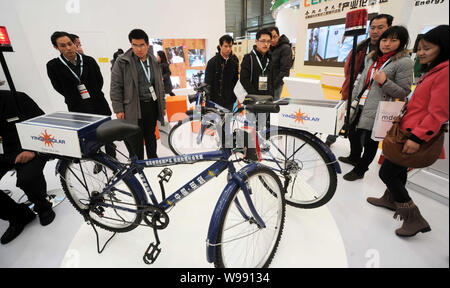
[47,31,111,116]
[268,27,292,101]
[0,90,55,244]
[47,31,115,157]
[240,29,273,98]
[205,35,239,111]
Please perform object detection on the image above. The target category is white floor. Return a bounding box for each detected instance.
[0,136,448,268]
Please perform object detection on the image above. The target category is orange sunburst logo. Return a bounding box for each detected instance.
[39,129,55,147]
[292,108,307,124]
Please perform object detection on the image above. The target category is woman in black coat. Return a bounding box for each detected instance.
[157,51,175,96]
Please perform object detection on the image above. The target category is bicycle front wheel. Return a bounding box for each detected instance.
[214,166,285,268]
[264,129,337,208]
[168,115,222,155]
[59,157,143,233]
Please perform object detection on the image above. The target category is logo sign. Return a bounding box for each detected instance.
[31,129,66,147]
[65,0,80,14]
[282,108,320,124]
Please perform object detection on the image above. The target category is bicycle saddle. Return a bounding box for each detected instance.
[96,119,141,143]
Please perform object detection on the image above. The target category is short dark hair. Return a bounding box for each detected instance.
[70,33,79,40]
[256,28,272,40]
[128,29,149,44]
[374,26,409,58]
[51,31,72,46]
[219,35,233,46]
[370,14,394,27]
[422,25,449,70]
[268,27,280,36]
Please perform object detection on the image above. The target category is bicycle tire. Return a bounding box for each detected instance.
[264,129,337,209]
[59,157,143,233]
[168,114,221,156]
[214,166,285,268]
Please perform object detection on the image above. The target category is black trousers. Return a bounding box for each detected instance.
[379,158,410,203]
[0,156,51,222]
[127,100,159,160]
[348,108,379,175]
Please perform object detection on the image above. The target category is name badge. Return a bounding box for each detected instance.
[259,76,268,91]
[78,84,91,99]
[150,86,157,101]
[0,137,3,155]
[360,89,369,106]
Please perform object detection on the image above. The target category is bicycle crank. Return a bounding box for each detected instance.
[142,206,170,229]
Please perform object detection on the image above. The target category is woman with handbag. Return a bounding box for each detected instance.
[368,25,449,237]
[341,26,414,181]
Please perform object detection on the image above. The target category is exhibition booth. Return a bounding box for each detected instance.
[0,0,449,269]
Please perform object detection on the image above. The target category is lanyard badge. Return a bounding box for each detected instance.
[253,51,269,91]
[59,54,90,99]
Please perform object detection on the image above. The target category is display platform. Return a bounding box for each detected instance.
[60,161,348,268]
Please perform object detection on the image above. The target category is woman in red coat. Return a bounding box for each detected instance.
[367,25,449,237]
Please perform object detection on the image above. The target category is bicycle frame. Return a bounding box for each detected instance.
[81,149,267,230]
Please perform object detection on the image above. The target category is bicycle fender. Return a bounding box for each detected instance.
[206,162,261,263]
[269,127,342,174]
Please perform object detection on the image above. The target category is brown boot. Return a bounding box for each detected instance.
[367,189,396,211]
[393,200,431,237]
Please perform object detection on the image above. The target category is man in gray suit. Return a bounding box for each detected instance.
[110,29,166,159]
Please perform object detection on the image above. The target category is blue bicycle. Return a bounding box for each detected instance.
[57,107,285,268]
[168,84,341,209]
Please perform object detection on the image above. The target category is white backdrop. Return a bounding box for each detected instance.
[0,0,226,113]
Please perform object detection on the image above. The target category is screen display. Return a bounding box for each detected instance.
[304,14,377,67]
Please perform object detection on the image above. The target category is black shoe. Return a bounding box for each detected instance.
[338,156,358,166]
[343,170,364,181]
[38,209,56,226]
[1,210,36,245]
[325,140,333,147]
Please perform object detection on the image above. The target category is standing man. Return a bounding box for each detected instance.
[1,90,55,244]
[70,34,84,54]
[47,31,112,116]
[240,29,273,98]
[205,35,239,110]
[46,31,115,157]
[268,27,293,101]
[328,14,393,149]
[110,29,166,159]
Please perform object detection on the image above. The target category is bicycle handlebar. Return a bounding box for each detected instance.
[245,103,280,114]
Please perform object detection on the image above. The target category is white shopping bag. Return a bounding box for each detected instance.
[234,80,248,103]
[371,101,405,141]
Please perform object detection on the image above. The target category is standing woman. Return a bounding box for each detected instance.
[369,25,449,237]
[343,26,414,181]
[157,51,175,96]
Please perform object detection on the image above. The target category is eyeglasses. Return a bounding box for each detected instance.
[258,40,271,45]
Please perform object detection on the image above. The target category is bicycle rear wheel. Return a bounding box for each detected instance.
[214,166,285,268]
[59,157,143,233]
[169,114,221,155]
[264,129,337,209]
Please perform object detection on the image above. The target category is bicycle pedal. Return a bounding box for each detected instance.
[143,242,161,265]
[158,168,173,182]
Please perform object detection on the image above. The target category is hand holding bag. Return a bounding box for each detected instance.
[382,117,448,168]
[371,100,405,141]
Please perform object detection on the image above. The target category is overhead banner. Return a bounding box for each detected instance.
[304,0,389,20]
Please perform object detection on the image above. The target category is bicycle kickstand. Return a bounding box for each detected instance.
[143,219,162,265]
